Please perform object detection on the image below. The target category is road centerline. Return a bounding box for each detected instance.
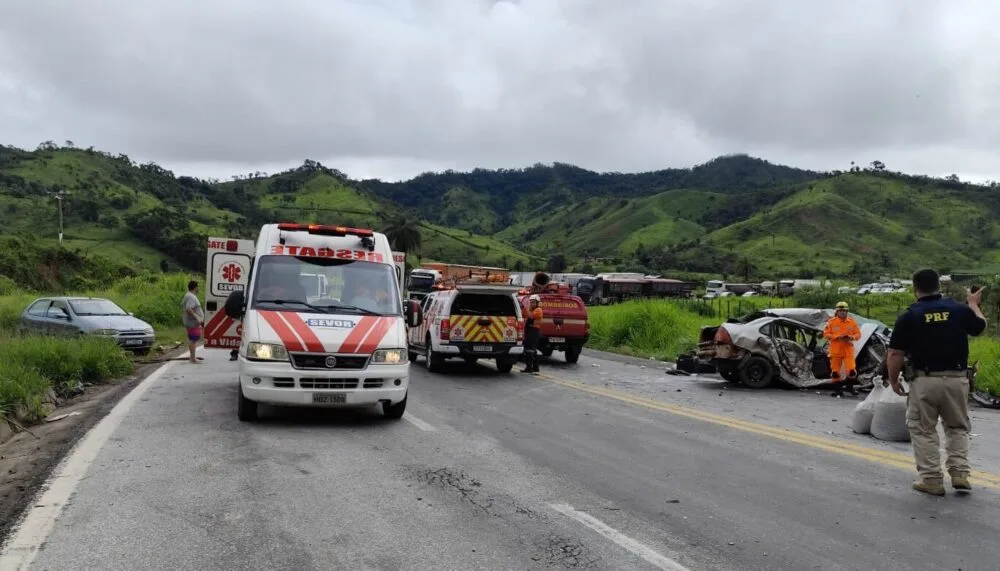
[477,361,1000,490]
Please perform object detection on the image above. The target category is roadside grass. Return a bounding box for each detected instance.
[588,300,709,362]
[589,295,1000,398]
[0,334,133,422]
[0,273,197,424]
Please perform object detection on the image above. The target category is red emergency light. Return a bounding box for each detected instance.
[277,222,375,238]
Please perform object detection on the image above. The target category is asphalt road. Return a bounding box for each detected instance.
[10,349,1000,570]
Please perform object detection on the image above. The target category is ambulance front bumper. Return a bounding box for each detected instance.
[238,357,409,406]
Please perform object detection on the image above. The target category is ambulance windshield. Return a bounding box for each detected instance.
[250,255,401,316]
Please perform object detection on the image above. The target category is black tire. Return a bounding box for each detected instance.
[716,363,738,382]
[739,356,775,389]
[237,383,258,422]
[565,346,582,364]
[425,338,444,373]
[407,349,419,362]
[496,356,514,373]
[383,393,407,419]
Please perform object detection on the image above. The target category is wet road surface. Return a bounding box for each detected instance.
[7,348,1000,570]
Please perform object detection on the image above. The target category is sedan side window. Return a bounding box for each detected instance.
[27,300,51,317]
[47,301,70,320]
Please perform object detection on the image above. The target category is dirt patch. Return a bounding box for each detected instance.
[0,350,182,545]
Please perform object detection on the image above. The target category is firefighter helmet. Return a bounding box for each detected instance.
[835,301,849,310]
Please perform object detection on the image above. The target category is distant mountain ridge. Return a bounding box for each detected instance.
[1,142,997,288]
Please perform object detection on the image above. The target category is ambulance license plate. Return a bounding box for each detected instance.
[312,393,346,404]
[549,337,566,343]
[473,345,493,352]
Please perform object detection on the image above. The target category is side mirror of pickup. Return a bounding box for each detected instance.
[404,299,423,328]
[224,291,246,320]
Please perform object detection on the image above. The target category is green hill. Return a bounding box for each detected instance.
[0,145,537,289]
[698,174,1000,277]
[3,142,999,287]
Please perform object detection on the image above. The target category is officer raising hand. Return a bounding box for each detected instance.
[885,268,987,496]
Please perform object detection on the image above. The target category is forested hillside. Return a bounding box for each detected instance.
[1,141,997,290]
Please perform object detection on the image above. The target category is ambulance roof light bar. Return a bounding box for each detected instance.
[277,222,374,238]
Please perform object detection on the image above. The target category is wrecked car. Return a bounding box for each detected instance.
[694,308,891,389]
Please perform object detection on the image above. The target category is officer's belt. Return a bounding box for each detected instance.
[912,370,967,378]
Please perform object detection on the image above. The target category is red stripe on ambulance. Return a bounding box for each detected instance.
[356,317,394,355]
[281,313,327,353]
[258,310,305,352]
[338,317,377,353]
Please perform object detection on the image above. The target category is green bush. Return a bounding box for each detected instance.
[971,337,1000,397]
[0,334,134,422]
[588,300,709,361]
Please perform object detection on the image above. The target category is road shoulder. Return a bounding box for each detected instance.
[0,350,185,544]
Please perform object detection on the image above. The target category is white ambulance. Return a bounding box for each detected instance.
[206,223,422,422]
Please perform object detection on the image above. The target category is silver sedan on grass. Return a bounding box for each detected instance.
[18,296,156,355]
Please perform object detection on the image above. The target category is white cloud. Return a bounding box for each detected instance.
[2,0,999,182]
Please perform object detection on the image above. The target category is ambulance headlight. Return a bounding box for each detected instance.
[246,342,289,361]
[370,348,406,364]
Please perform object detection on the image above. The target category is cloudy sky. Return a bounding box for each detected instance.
[2,0,998,182]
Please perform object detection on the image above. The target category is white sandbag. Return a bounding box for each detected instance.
[851,382,881,434]
[870,381,911,442]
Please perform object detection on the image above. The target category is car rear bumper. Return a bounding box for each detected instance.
[239,358,409,406]
[437,342,523,358]
[539,334,589,347]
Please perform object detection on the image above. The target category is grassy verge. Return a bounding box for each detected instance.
[0,334,134,422]
[588,296,1000,398]
[0,272,197,424]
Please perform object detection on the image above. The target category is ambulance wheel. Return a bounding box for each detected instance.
[739,356,775,389]
[496,357,514,373]
[425,339,444,373]
[565,346,582,364]
[237,383,258,422]
[383,393,407,419]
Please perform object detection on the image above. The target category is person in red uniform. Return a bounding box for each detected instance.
[522,295,543,374]
[823,301,862,397]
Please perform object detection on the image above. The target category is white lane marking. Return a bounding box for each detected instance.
[0,361,176,570]
[402,413,436,431]
[548,503,690,571]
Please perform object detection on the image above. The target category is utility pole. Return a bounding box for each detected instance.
[51,189,68,244]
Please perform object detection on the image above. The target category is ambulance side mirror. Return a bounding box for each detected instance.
[404,299,422,328]
[224,291,246,320]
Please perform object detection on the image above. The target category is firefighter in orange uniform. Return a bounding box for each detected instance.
[824,301,862,396]
[522,295,543,374]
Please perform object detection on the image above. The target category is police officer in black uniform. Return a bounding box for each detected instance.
[886,268,986,496]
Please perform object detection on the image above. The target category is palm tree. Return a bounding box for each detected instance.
[384,214,422,254]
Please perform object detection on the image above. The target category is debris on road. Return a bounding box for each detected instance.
[44,411,83,424]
